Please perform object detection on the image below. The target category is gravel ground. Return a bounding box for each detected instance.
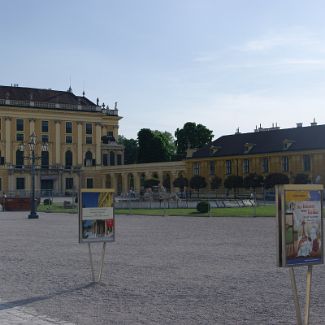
[0,212,324,325]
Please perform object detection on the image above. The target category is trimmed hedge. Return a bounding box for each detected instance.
[196,201,210,213]
[43,198,52,205]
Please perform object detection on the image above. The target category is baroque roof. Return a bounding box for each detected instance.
[0,85,96,107]
[191,124,325,159]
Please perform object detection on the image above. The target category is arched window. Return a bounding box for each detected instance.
[16,149,24,168]
[84,151,93,167]
[110,151,115,166]
[41,151,49,169]
[65,150,73,169]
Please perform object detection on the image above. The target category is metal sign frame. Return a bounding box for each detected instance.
[79,188,115,283]
[276,184,323,268]
[276,184,323,325]
[79,188,115,244]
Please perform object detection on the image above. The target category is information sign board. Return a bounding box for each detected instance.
[276,184,323,267]
[79,189,115,243]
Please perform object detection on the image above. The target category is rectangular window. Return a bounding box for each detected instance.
[66,121,72,134]
[86,136,92,144]
[86,123,92,135]
[42,121,49,133]
[209,161,215,175]
[16,119,24,131]
[193,162,200,175]
[117,154,122,165]
[42,135,49,143]
[243,159,250,174]
[226,160,232,175]
[262,158,269,173]
[16,133,24,141]
[303,155,311,172]
[65,178,74,190]
[282,156,289,172]
[16,177,25,190]
[86,178,93,189]
[66,135,72,144]
[103,154,108,166]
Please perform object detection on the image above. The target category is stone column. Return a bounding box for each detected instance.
[5,117,11,164]
[157,171,163,186]
[134,173,141,193]
[55,121,61,164]
[112,173,118,193]
[29,119,35,135]
[95,123,101,165]
[102,125,107,137]
[170,171,178,193]
[77,122,83,165]
[122,173,128,193]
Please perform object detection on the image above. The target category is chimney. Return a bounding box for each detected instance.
[311,118,317,126]
[296,123,303,128]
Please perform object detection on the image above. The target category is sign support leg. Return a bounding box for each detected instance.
[98,242,107,282]
[304,265,313,325]
[88,243,95,282]
[289,267,302,325]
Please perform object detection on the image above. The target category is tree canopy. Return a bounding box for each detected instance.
[173,176,188,192]
[137,128,175,163]
[224,175,243,197]
[175,122,213,157]
[118,135,138,164]
[264,173,289,189]
[243,173,264,189]
[189,175,207,197]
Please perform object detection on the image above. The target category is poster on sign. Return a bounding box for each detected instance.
[276,184,323,267]
[79,189,115,243]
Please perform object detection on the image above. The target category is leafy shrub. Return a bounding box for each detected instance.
[197,201,210,213]
[43,198,52,205]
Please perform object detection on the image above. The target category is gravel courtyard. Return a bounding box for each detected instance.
[0,212,324,325]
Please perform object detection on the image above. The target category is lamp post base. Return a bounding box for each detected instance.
[28,212,39,219]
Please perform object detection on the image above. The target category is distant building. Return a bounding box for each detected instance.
[0,85,124,195]
[1,84,324,197]
[186,122,325,189]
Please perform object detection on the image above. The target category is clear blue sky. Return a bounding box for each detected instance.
[1,0,325,140]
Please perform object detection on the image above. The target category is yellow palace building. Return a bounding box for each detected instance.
[0,84,324,197]
[0,85,184,196]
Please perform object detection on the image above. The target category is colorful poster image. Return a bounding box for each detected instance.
[79,189,115,243]
[284,190,322,266]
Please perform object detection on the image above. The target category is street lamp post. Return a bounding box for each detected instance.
[20,132,48,219]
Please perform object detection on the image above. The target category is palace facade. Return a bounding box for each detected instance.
[186,122,325,189]
[1,84,325,198]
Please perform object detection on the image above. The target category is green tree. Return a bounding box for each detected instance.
[210,176,222,198]
[118,135,138,164]
[224,175,243,198]
[144,178,160,188]
[243,173,264,189]
[189,175,207,198]
[152,130,176,161]
[264,173,289,189]
[293,173,310,184]
[173,176,188,193]
[175,122,213,157]
[137,128,170,163]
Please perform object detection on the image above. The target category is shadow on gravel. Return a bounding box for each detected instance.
[0,282,97,311]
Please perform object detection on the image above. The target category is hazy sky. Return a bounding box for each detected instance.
[1,0,325,140]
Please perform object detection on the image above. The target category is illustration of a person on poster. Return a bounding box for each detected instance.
[297,220,311,257]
